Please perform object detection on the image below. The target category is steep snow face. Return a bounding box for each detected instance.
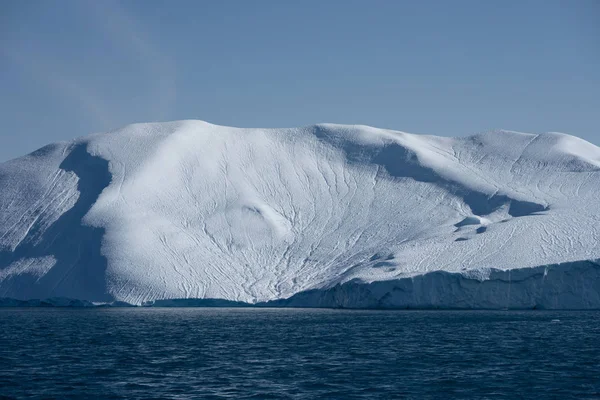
[1,121,599,305]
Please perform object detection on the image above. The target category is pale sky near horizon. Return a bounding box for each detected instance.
[1,0,599,161]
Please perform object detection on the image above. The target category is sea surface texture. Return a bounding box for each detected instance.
[1,308,599,399]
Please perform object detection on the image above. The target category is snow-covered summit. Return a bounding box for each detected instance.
[1,121,599,307]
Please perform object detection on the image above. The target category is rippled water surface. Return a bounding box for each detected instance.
[1,308,599,399]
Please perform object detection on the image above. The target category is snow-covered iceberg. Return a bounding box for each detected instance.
[1,121,599,308]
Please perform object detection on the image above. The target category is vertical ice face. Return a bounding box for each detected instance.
[1,121,599,305]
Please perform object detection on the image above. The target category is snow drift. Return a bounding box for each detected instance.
[1,121,599,308]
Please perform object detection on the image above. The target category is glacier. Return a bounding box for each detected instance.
[1,120,599,308]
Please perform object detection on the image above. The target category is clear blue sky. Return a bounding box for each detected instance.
[1,0,598,161]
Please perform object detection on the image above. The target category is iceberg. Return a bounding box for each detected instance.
[1,121,599,308]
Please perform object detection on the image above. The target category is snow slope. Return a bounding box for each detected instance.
[1,121,599,307]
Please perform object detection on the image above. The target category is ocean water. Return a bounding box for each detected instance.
[1,309,599,399]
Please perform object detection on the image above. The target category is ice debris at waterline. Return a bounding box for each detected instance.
[1,121,599,308]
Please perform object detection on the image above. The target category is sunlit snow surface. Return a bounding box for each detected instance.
[1,121,599,305]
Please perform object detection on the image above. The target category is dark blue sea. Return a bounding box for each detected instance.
[1,308,599,399]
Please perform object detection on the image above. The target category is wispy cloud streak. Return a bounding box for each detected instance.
[85,0,177,121]
[0,43,114,128]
